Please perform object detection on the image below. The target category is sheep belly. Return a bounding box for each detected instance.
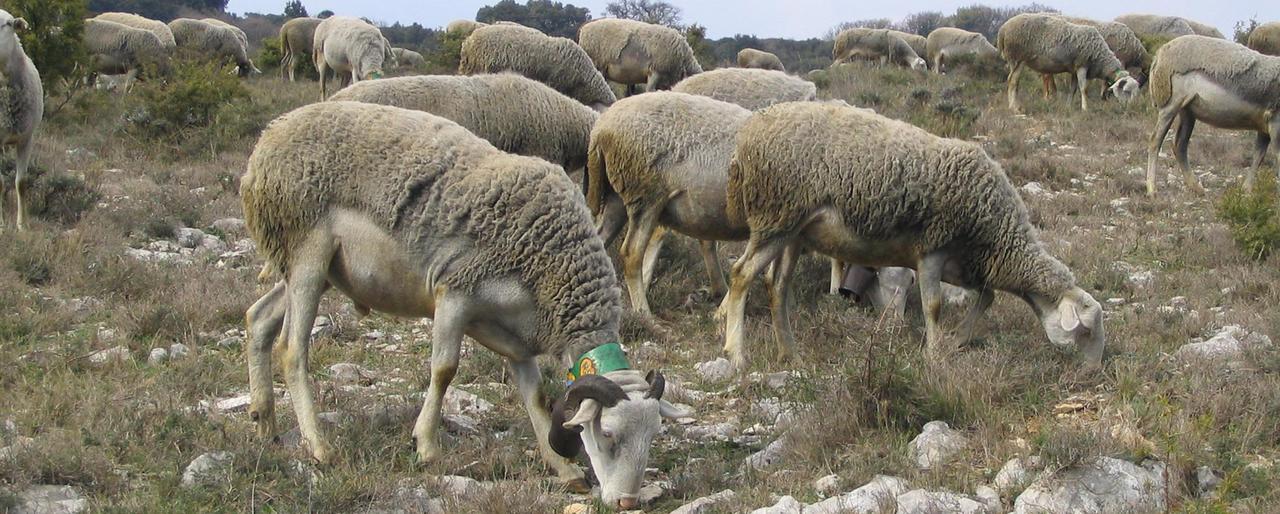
[325,209,436,318]
[800,207,920,268]
[1178,73,1273,131]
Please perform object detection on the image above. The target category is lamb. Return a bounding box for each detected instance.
[92,12,175,50]
[241,101,690,510]
[586,92,755,316]
[888,30,929,65]
[925,27,999,73]
[1145,35,1280,196]
[578,18,703,94]
[737,48,785,71]
[168,18,258,77]
[390,47,426,69]
[445,19,487,38]
[279,17,322,81]
[997,13,1140,112]
[832,28,927,70]
[719,101,1106,370]
[83,19,171,87]
[1114,14,1195,39]
[459,24,616,110]
[327,74,597,183]
[670,68,816,111]
[1041,16,1151,98]
[1247,22,1280,56]
[0,10,42,230]
[312,16,390,99]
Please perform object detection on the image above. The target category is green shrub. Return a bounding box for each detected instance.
[1139,35,1174,56]
[431,30,466,70]
[1218,172,1280,261]
[127,60,263,158]
[5,0,87,95]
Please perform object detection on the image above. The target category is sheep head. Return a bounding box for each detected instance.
[0,10,27,64]
[1032,287,1105,367]
[548,371,690,510]
[1109,71,1141,103]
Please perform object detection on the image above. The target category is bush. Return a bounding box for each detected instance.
[127,60,263,158]
[258,35,318,80]
[5,0,88,95]
[1139,35,1174,56]
[431,30,466,71]
[1218,173,1280,261]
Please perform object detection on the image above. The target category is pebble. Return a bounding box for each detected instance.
[695,358,734,383]
[148,347,169,364]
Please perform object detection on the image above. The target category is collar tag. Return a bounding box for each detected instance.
[566,342,630,384]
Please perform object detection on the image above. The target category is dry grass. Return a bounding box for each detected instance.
[0,63,1277,513]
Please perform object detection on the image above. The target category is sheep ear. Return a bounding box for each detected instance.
[563,399,601,430]
[547,398,583,458]
[1058,299,1082,333]
[13,18,27,31]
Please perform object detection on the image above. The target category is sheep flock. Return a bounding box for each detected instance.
[7,5,1280,514]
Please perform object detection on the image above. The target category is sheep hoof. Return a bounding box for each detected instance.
[309,442,337,465]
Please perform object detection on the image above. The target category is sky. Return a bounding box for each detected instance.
[225,0,1266,40]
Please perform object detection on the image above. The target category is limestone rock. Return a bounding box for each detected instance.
[806,475,910,514]
[908,420,968,469]
[12,485,87,514]
[182,451,234,487]
[1012,457,1166,514]
[670,489,735,514]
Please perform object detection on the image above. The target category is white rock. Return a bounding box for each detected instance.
[211,218,246,233]
[329,363,373,384]
[311,316,335,338]
[389,486,446,514]
[974,486,1000,512]
[444,388,494,415]
[146,240,183,253]
[1021,182,1051,197]
[197,235,227,255]
[896,489,990,514]
[695,358,734,382]
[994,456,1044,496]
[443,414,481,435]
[670,489,735,514]
[1175,325,1272,364]
[182,451,234,487]
[363,330,385,340]
[1013,457,1165,514]
[96,327,120,342]
[168,343,190,359]
[0,436,35,460]
[685,422,737,441]
[1195,466,1221,498]
[744,437,787,470]
[12,485,87,514]
[148,347,169,364]
[750,495,805,514]
[814,474,841,497]
[639,483,664,504]
[907,420,968,469]
[88,345,131,365]
[213,394,252,413]
[805,475,911,514]
[435,475,487,499]
[1126,271,1154,289]
[175,228,206,248]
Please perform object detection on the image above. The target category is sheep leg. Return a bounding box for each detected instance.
[1145,105,1180,197]
[1076,68,1089,111]
[828,258,844,295]
[511,357,587,490]
[14,137,32,230]
[768,242,800,362]
[281,49,291,81]
[948,287,994,345]
[595,194,627,248]
[620,205,662,315]
[722,237,786,370]
[1247,132,1270,190]
[1173,112,1204,193]
[1006,62,1024,113]
[412,292,465,463]
[246,281,287,441]
[699,240,728,298]
[280,247,335,463]
[917,253,951,360]
[1040,74,1055,99]
[641,226,666,289]
[316,52,329,100]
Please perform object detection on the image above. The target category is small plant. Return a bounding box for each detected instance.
[1218,172,1280,261]
[431,29,467,70]
[128,60,262,158]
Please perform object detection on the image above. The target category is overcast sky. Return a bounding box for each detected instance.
[226,0,1265,39]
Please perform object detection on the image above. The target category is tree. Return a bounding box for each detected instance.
[825,19,894,40]
[283,0,307,19]
[7,0,86,95]
[949,3,1054,41]
[475,1,590,39]
[900,11,945,36]
[684,23,714,70]
[317,10,334,19]
[87,0,230,20]
[604,0,681,27]
[1234,17,1260,45]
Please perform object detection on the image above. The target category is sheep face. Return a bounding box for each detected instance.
[909,57,928,71]
[1109,75,1141,103]
[358,45,386,80]
[1036,287,1105,366]
[0,10,27,64]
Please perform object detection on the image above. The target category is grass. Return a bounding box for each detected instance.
[0,63,1278,513]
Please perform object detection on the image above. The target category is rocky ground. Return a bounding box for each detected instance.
[1,65,1278,513]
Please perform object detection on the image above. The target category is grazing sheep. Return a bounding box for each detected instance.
[327,74,597,182]
[201,18,260,75]
[169,18,258,77]
[0,10,41,230]
[1181,18,1225,39]
[578,18,703,94]
[1115,14,1195,39]
[671,68,816,111]
[460,24,616,110]
[242,101,690,509]
[279,16,321,81]
[998,13,1140,112]
[1041,16,1151,98]
[1145,35,1280,196]
[390,47,426,69]
[312,16,390,99]
[445,19,487,38]
[587,92,754,315]
[1247,22,1280,56]
[84,19,171,86]
[925,27,999,73]
[720,101,1105,370]
[737,47,784,71]
[888,30,929,64]
[93,12,175,49]
[832,28,927,70]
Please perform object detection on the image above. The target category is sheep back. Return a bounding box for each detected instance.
[671,68,815,111]
[84,19,169,74]
[1115,14,1195,39]
[446,19,487,38]
[1053,16,1150,76]
[315,16,388,77]
[460,24,616,109]
[242,101,620,352]
[578,18,703,88]
[998,14,1123,79]
[169,18,251,68]
[280,17,322,56]
[1148,35,1280,111]
[1247,22,1280,56]
[737,48,785,71]
[888,30,928,60]
[925,27,998,65]
[94,12,175,49]
[833,28,922,68]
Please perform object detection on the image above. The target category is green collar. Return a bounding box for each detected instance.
[566,342,630,384]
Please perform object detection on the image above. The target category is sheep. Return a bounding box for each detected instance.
[832,28,927,70]
[459,24,616,110]
[0,10,41,230]
[1247,22,1280,56]
[327,74,597,184]
[737,48,785,71]
[719,101,1106,371]
[998,13,1140,112]
[1145,35,1280,196]
[92,12,175,50]
[312,16,390,99]
[670,68,816,111]
[1114,14,1196,40]
[1181,18,1225,39]
[586,91,755,316]
[578,18,703,95]
[83,19,171,88]
[888,30,929,64]
[390,47,426,70]
[925,27,999,73]
[241,101,689,509]
[169,18,258,77]
[279,17,322,81]
[445,19,487,38]
[201,18,250,50]
[1041,16,1151,98]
